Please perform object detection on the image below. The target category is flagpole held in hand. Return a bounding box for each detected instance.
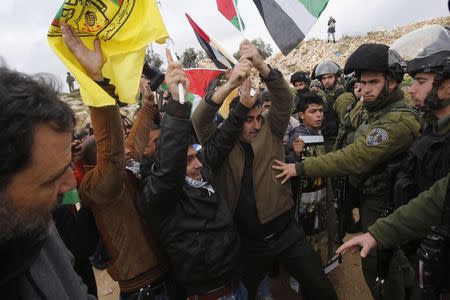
[166,39,186,104]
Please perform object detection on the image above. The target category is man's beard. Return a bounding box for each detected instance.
[0,193,55,243]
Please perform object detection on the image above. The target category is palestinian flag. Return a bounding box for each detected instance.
[161,68,224,110]
[253,0,328,56]
[186,13,235,69]
[216,0,245,31]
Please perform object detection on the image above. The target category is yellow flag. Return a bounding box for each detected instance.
[48,0,168,107]
[219,87,239,118]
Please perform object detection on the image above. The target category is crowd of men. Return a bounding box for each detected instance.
[0,22,449,300]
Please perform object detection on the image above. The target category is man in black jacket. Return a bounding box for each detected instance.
[138,50,256,299]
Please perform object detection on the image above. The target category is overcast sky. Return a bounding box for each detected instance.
[0,0,447,92]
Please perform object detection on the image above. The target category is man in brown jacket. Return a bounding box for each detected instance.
[192,39,336,300]
[61,24,174,299]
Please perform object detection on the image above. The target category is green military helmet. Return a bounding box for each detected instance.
[344,43,405,83]
[313,60,342,80]
[389,25,450,77]
[390,25,450,110]
[290,71,310,84]
[343,71,359,92]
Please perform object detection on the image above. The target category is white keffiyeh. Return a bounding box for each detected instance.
[185,176,215,196]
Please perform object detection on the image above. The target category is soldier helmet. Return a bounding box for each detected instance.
[290,71,310,84]
[314,60,342,79]
[389,25,450,77]
[343,72,359,92]
[344,43,405,83]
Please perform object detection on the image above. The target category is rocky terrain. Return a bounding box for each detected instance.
[270,16,450,78]
[63,16,450,127]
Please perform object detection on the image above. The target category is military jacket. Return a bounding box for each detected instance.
[369,173,450,248]
[333,92,357,150]
[299,89,421,196]
[321,84,344,138]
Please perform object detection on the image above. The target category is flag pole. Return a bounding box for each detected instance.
[166,38,186,104]
[189,14,238,65]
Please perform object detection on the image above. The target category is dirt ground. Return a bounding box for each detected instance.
[94,233,372,300]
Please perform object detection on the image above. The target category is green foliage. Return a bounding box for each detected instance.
[233,37,273,61]
[181,48,206,68]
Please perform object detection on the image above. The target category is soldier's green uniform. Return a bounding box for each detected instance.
[314,60,345,152]
[369,172,450,249]
[296,87,421,297]
[333,91,358,150]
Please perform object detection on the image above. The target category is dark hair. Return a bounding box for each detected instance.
[257,89,271,103]
[0,66,76,190]
[295,92,324,113]
[228,95,263,112]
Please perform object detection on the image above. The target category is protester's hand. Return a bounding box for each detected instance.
[293,138,305,157]
[61,23,104,81]
[139,78,155,104]
[71,139,82,155]
[226,59,252,90]
[336,232,377,258]
[165,49,189,101]
[272,159,297,184]
[239,78,258,108]
[239,39,263,69]
[239,39,270,77]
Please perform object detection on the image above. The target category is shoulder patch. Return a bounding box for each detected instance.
[366,128,389,146]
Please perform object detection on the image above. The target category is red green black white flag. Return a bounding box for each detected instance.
[216,0,245,31]
[185,13,235,70]
[253,0,329,56]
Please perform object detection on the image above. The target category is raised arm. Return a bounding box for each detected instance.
[125,79,159,162]
[138,50,191,221]
[192,58,252,144]
[201,77,255,170]
[240,39,293,140]
[61,24,125,203]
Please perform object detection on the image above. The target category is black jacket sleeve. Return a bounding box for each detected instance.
[138,100,192,223]
[200,97,250,170]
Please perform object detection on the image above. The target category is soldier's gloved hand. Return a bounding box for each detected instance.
[272,159,298,184]
[336,232,377,258]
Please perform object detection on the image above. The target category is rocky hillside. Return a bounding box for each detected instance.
[63,16,450,127]
[270,16,450,78]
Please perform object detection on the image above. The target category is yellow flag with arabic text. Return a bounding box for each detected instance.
[48,0,168,107]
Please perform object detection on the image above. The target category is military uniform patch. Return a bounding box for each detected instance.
[366,128,389,146]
